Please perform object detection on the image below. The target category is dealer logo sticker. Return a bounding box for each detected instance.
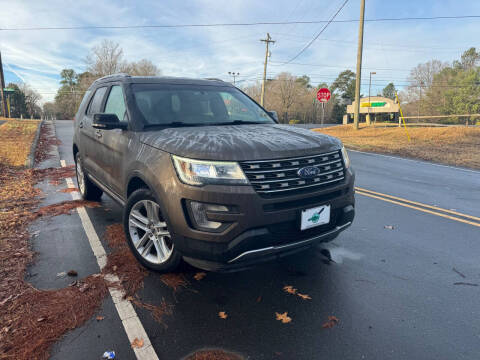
[308,208,325,224]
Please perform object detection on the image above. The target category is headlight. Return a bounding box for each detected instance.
[172,155,249,186]
[341,145,350,169]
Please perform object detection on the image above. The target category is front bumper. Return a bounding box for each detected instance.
[183,205,354,271]
[154,164,355,271]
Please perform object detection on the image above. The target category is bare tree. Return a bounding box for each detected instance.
[85,39,127,77]
[271,73,300,123]
[125,59,160,76]
[20,83,42,119]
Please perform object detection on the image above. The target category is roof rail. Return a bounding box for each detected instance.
[204,78,224,82]
[95,73,131,82]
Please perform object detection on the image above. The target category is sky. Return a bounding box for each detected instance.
[1,0,479,103]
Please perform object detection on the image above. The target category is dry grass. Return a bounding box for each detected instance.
[315,124,480,169]
[0,120,39,167]
[0,122,109,359]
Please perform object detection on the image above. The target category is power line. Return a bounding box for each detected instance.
[281,0,350,64]
[1,15,480,31]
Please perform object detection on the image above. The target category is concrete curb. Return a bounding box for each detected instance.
[25,119,44,168]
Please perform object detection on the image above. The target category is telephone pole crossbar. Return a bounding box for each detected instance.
[260,33,275,107]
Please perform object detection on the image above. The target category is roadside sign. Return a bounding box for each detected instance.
[317,88,331,103]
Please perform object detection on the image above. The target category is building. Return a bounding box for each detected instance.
[344,96,399,125]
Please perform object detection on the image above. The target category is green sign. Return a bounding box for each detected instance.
[3,88,15,94]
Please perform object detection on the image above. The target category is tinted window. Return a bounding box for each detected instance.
[105,85,127,122]
[131,84,274,126]
[87,87,107,115]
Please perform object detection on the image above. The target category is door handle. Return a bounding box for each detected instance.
[95,130,102,138]
[79,121,83,128]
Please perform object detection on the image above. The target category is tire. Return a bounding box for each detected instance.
[75,153,103,201]
[123,188,181,272]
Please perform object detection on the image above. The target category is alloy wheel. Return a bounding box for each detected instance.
[128,199,173,264]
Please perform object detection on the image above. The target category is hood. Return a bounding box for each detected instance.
[139,124,342,161]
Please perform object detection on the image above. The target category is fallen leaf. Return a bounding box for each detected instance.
[218,311,228,319]
[297,293,312,300]
[322,315,339,328]
[384,225,395,230]
[126,296,134,301]
[256,296,262,303]
[112,265,118,271]
[328,315,339,323]
[96,316,105,321]
[275,312,292,324]
[283,285,297,295]
[37,317,45,322]
[67,270,78,277]
[193,272,207,281]
[131,337,144,348]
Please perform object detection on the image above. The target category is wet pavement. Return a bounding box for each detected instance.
[32,120,480,360]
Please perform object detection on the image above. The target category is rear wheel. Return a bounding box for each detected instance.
[75,153,103,201]
[123,188,181,272]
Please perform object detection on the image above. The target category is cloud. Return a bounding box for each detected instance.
[1,0,479,102]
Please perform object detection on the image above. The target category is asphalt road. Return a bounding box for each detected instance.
[34,120,480,360]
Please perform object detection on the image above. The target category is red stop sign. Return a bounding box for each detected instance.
[317,88,331,103]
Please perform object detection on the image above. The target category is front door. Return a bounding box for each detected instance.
[81,86,108,178]
[95,84,130,197]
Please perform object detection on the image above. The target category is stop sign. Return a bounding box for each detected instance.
[317,88,331,103]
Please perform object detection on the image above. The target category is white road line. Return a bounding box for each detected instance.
[61,160,159,360]
[348,149,480,174]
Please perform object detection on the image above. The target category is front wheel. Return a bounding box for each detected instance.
[123,188,181,272]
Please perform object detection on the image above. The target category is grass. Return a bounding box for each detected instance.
[0,120,40,167]
[314,124,480,169]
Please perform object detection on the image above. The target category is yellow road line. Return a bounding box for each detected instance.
[355,190,480,228]
[355,186,480,222]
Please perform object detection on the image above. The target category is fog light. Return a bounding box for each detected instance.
[189,201,228,230]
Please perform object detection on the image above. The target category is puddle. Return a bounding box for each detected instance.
[317,244,364,264]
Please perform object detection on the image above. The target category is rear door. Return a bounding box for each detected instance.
[81,86,108,180]
[95,84,131,196]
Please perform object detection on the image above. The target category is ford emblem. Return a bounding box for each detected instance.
[297,166,320,179]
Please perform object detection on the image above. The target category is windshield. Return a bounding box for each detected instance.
[131,83,275,127]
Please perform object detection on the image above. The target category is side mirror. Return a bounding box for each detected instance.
[268,111,278,122]
[92,113,127,130]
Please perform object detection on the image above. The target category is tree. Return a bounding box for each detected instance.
[42,102,57,120]
[295,75,311,89]
[382,83,396,99]
[454,47,480,70]
[20,84,41,118]
[86,39,126,77]
[85,39,161,78]
[270,73,300,123]
[54,69,79,119]
[126,59,160,76]
[5,83,27,118]
[331,70,356,102]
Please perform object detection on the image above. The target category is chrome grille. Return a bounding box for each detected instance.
[240,151,345,195]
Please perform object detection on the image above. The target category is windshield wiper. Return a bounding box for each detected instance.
[215,120,270,125]
[143,122,205,128]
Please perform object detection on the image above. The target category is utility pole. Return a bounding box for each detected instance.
[353,0,366,130]
[0,51,7,118]
[228,71,240,85]
[260,33,275,107]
